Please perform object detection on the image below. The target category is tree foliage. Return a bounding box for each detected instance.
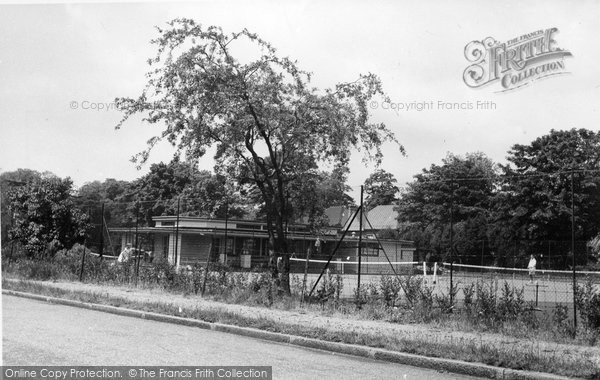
[1,169,44,243]
[498,128,600,266]
[364,169,399,210]
[75,160,247,228]
[115,20,401,291]
[8,175,90,258]
[288,167,355,233]
[397,129,600,268]
[397,153,498,263]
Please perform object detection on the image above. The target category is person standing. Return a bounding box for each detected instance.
[118,243,132,263]
[527,254,537,283]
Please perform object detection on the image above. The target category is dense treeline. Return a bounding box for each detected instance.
[1,162,355,258]
[3,128,600,268]
[396,128,600,269]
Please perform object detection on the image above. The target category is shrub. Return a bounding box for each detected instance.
[463,283,475,315]
[552,304,572,336]
[248,271,272,293]
[317,270,341,305]
[497,281,526,321]
[380,275,402,307]
[575,280,600,329]
[475,280,498,325]
[398,274,422,307]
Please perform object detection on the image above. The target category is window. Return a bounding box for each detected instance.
[360,241,380,257]
[218,238,233,256]
[241,238,254,255]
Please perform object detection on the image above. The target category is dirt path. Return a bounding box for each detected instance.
[9,279,600,369]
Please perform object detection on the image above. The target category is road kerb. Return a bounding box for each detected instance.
[3,289,577,380]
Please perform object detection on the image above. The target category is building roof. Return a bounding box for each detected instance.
[324,206,354,227]
[109,215,340,240]
[344,205,399,231]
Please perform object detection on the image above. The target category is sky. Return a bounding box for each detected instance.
[1,0,599,201]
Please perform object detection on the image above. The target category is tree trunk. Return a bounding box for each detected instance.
[266,215,290,295]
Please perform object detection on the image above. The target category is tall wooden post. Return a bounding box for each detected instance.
[571,169,577,332]
[174,197,181,267]
[99,203,105,260]
[134,202,140,284]
[450,206,454,307]
[356,185,364,307]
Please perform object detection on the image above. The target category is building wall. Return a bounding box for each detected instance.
[154,234,166,260]
[179,234,212,267]
[167,233,181,265]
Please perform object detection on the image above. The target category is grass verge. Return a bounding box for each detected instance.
[3,278,599,379]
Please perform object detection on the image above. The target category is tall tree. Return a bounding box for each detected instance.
[397,153,498,263]
[115,20,401,292]
[364,169,399,209]
[8,174,90,258]
[75,178,132,225]
[179,170,247,219]
[499,128,600,267]
[1,169,43,243]
[128,158,199,226]
[286,167,355,233]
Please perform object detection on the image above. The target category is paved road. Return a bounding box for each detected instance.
[2,295,482,379]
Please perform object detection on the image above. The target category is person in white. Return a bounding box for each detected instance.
[118,243,132,263]
[527,254,537,283]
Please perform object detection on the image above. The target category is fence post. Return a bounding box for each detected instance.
[301,246,312,304]
[134,202,140,285]
[201,232,212,297]
[571,168,577,333]
[356,185,364,308]
[450,261,454,307]
[174,197,181,268]
[99,202,105,260]
[79,239,87,282]
[449,206,454,310]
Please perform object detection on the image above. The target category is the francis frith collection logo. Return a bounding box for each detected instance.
[463,28,572,92]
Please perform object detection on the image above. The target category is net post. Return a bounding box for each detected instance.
[356,185,364,309]
[362,212,411,297]
[308,205,361,298]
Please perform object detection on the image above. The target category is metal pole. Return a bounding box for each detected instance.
[301,245,312,304]
[79,239,87,282]
[174,197,181,267]
[450,206,454,307]
[103,215,115,256]
[134,202,140,284]
[481,239,484,269]
[357,185,364,307]
[571,168,577,332]
[99,203,105,260]
[201,232,213,296]
[224,200,229,265]
[548,240,551,270]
